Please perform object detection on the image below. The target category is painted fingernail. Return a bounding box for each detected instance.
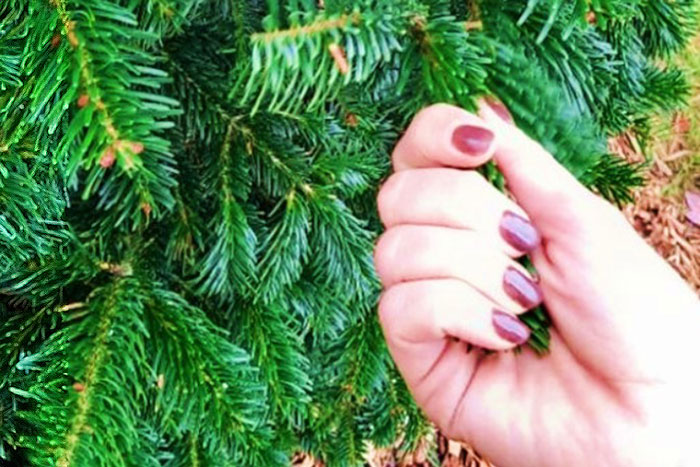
[503,267,543,309]
[500,211,541,252]
[492,310,531,345]
[485,97,514,124]
[451,125,495,156]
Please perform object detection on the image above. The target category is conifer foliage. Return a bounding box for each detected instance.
[0,0,696,465]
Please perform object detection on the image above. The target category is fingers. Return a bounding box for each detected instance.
[392,104,498,171]
[379,279,529,356]
[377,168,539,257]
[374,226,543,313]
[392,101,605,237]
[377,101,601,359]
[377,280,525,422]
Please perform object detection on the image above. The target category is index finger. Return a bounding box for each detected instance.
[392,103,498,171]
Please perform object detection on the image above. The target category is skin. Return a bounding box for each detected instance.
[374,102,700,467]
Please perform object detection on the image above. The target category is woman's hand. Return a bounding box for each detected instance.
[374,102,700,467]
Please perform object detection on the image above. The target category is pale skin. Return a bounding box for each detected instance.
[374,102,700,467]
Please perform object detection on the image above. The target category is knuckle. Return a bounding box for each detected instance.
[376,173,406,222]
[377,286,405,329]
[412,103,453,128]
[447,170,484,198]
[373,227,405,280]
[407,104,454,142]
[414,103,456,123]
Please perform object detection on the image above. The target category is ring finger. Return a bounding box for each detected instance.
[374,225,543,313]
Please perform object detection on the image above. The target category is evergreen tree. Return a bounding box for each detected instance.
[0,0,696,465]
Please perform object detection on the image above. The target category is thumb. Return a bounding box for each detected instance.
[477,100,601,235]
[392,104,499,171]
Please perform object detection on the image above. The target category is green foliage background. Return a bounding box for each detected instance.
[0,0,696,465]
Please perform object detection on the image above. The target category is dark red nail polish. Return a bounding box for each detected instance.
[485,97,514,124]
[451,125,494,156]
[500,211,541,252]
[503,267,543,309]
[492,310,530,345]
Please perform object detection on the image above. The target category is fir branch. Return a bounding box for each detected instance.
[230,0,251,51]
[55,296,117,467]
[232,301,313,425]
[0,308,53,386]
[638,65,691,113]
[50,0,121,144]
[159,431,237,467]
[404,6,490,109]
[286,280,355,340]
[164,27,242,140]
[299,303,386,463]
[251,12,361,42]
[18,0,180,228]
[16,280,151,466]
[488,0,620,120]
[2,0,696,464]
[0,233,100,308]
[307,188,378,301]
[123,421,163,467]
[638,0,698,58]
[255,191,310,304]
[0,379,32,461]
[237,6,403,113]
[188,434,200,467]
[0,94,68,270]
[165,189,206,270]
[133,0,207,36]
[356,365,429,450]
[246,116,314,197]
[170,55,235,124]
[0,165,68,270]
[481,8,608,179]
[0,4,24,89]
[333,312,387,402]
[191,121,257,300]
[582,153,646,205]
[146,289,283,465]
[516,0,643,32]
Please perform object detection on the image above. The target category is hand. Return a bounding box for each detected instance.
[374,102,700,467]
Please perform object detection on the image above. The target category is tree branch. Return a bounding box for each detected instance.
[56,282,121,467]
[251,12,361,42]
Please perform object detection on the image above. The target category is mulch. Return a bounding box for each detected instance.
[614,117,700,293]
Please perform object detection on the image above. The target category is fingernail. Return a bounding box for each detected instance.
[500,211,541,252]
[503,267,543,309]
[485,97,514,124]
[492,310,531,345]
[451,125,494,156]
